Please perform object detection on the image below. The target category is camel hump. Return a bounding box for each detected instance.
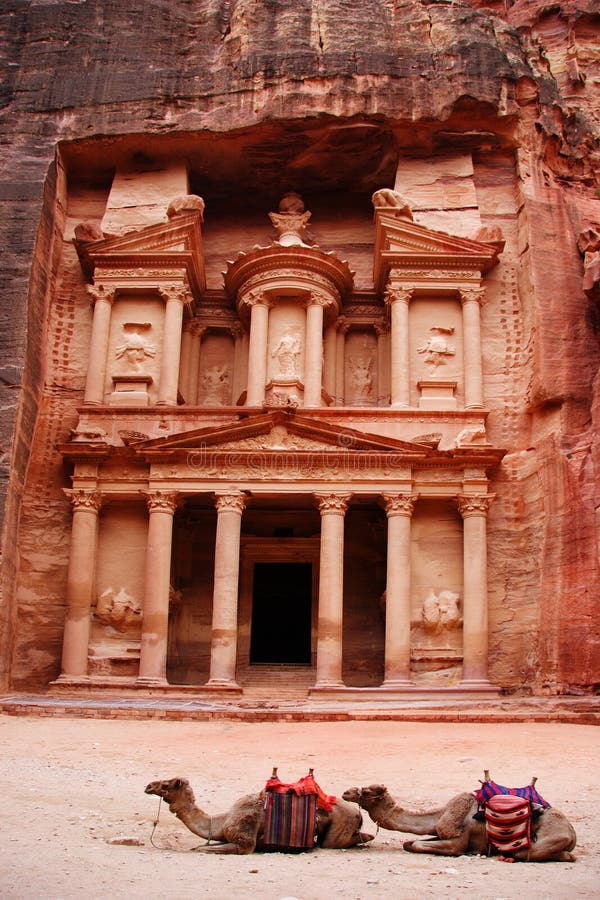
[436,792,478,839]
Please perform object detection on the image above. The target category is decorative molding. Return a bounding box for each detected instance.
[314,492,352,514]
[64,488,102,512]
[380,492,418,516]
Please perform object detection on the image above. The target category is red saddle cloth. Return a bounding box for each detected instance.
[484,794,532,854]
[263,774,336,852]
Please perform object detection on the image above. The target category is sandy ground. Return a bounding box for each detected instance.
[0,716,598,900]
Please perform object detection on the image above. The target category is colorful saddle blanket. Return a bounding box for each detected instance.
[263,774,334,852]
[475,779,551,809]
[484,794,531,853]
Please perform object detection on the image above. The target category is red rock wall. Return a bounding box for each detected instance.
[1,0,598,692]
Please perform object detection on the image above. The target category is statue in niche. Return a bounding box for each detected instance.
[271,331,302,377]
[95,586,142,633]
[115,322,156,370]
[421,589,462,635]
[202,364,231,404]
[417,326,455,367]
[371,188,413,220]
[349,356,373,399]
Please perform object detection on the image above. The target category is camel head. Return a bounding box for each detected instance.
[342,784,389,808]
[144,777,194,805]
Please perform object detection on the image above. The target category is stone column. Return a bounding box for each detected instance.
[314,492,352,688]
[304,292,327,407]
[157,286,188,406]
[456,494,495,686]
[179,323,193,402]
[323,322,337,400]
[375,322,389,406]
[385,287,412,408]
[380,493,417,686]
[138,490,179,684]
[59,489,102,679]
[84,285,115,405]
[245,292,270,407]
[230,322,245,406]
[208,491,246,687]
[460,288,485,409]
[334,318,348,406]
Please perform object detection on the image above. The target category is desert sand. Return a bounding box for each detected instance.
[0,716,598,899]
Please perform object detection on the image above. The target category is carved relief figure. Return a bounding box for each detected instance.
[349,357,373,399]
[115,322,156,370]
[371,188,413,220]
[421,589,462,634]
[271,331,302,377]
[95,586,142,632]
[417,326,456,367]
[202,364,231,404]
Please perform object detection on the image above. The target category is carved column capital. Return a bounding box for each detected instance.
[315,492,352,514]
[64,488,102,512]
[87,284,116,307]
[189,322,208,339]
[336,316,350,335]
[143,490,180,514]
[158,285,191,305]
[306,290,333,309]
[214,491,246,515]
[456,493,495,517]
[384,286,413,307]
[460,288,486,306]
[245,289,273,309]
[380,493,418,517]
[229,321,244,340]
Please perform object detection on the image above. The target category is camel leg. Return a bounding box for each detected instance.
[403,836,469,857]
[193,842,255,855]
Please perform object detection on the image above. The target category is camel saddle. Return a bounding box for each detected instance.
[263,771,334,852]
[484,794,532,854]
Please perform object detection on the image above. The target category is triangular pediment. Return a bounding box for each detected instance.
[75,210,206,295]
[373,211,502,291]
[135,411,434,457]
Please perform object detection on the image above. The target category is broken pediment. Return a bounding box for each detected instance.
[373,206,503,292]
[74,195,206,298]
[133,411,436,458]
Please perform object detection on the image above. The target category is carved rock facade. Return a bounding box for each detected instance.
[0,0,598,698]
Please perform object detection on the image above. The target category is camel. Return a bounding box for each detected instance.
[145,777,374,854]
[342,784,577,861]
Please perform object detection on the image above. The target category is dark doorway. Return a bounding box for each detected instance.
[250,562,312,664]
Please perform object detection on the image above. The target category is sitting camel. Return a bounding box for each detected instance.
[342,784,576,861]
[146,777,374,854]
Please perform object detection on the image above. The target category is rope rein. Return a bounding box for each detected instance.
[148,795,204,852]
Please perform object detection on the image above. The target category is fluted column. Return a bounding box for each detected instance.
[245,292,271,406]
[304,292,327,407]
[374,322,389,406]
[138,490,179,684]
[157,286,188,406]
[208,491,246,687]
[59,488,102,679]
[385,287,412,408]
[314,492,352,688]
[460,288,485,409]
[334,318,348,406]
[380,493,417,686]
[84,285,115,405]
[456,494,495,686]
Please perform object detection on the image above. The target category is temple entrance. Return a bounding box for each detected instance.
[250,562,312,665]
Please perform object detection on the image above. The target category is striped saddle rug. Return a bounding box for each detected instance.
[484,794,532,854]
[263,772,334,852]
